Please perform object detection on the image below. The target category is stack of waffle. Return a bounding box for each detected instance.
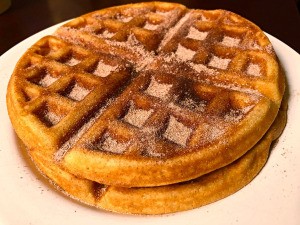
[6,2,286,214]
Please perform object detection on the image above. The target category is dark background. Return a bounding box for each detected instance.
[0,0,300,55]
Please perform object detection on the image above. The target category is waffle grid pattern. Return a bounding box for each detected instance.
[8,2,284,189]
[18,5,275,155]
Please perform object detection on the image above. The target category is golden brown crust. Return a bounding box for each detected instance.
[17,99,287,214]
[7,2,285,190]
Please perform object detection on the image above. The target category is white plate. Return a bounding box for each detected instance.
[0,23,300,225]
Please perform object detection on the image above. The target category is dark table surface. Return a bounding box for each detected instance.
[0,0,300,56]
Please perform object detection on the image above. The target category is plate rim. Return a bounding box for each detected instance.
[0,21,299,225]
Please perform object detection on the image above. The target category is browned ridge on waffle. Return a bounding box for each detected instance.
[7,2,285,188]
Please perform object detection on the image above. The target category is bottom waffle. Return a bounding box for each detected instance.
[18,97,287,215]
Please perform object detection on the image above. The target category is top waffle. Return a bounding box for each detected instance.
[7,2,285,187]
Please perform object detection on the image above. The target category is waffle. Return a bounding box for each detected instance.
[18,99,287,214]
[7,2,285,188]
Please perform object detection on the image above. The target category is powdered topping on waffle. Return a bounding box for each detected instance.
[102,33,156,71]
[137,126,158,155]
[208,56,231,70]
[123,102,154,128]
[37,71,58,87]
[101,134,129,154]
[163,116,192,146]
[54,118,95,160]
[201,123,225,143]
[177,98,206,112]
[93,60,118,77]
[175,44,196,61]
[213,82,262,97]
[65,57,81,66]
[7,2,285,189]
[246,63,261,76]
[144,22,159,30]
[265,43,275,54]
[116,15,133,23]
[158,11,192,52]
[101,30,115,39]
[44,111,63,126]
[189,63,218,75]
[186,26,208,41]
[224,105,255,123]
[65,83,90,101]
[54,98,115,161]
[31,102,66,128]
[145,77,173,100]
[221,36,241,47]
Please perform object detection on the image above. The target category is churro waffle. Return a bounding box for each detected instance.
[7,1,285,189]
[19,99,287,214]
